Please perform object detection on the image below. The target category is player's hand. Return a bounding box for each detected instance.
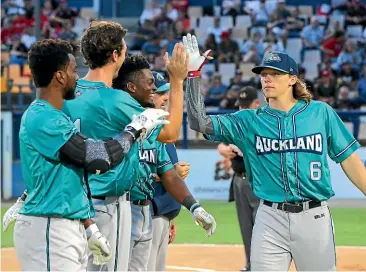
[182,33,213,72]
[3,197,24,231]
[175,161,190,179]
[164,43,189,81]
[191,206,216,237]
[128,109,170,140]
[86,224,112,265]
[169,220,177,244]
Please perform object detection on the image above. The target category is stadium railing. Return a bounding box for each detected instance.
[181,110,366,149]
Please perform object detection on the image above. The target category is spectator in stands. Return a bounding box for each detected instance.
[42,0,55,17]
[155,8,174,38]
[337,61,360,91]
[244,0,270,27]
[344,0,366,27]
[352,65,366,107]
[21,26,36,50]
[285,7,305,37]
[164,2,179,22]
[3,0,25,16]
[218,31,240,65]
[9,34,28,74]
[170,0,189,13]
[221,0,241,17]
[204,33,218,60]
[139,0,162,25]
[219,85,241,109]
[241,31,265,64]
[51,0,77,27]
[132,19,157,50]
[142,35,162,62]
[335,41,362,72]
[263,32,285,56]
[204,73,227,107]
[207,17,227,44]
[228,71,244,89]
[314,70,338,107]
[59,20,78,43]
[321,30,346,61]
[300,17,324,61]
[324,20,342,41]
[23,0,34,19]
[269,0,291,26]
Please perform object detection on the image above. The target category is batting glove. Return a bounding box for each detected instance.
[127,108,170,140]
[86,223,112,265]
[182,33,213,77]
[3,197,24,232]
[190,206,216,237]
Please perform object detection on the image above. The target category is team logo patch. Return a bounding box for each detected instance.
[240,92,247,98]
[263,53,281,63]
[156,72,164,81]
[75,90,82,97]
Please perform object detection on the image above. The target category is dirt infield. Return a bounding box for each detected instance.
[2,244,366,271]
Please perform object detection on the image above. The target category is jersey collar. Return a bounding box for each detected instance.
[76,78,108,89]
[263,100,307,117]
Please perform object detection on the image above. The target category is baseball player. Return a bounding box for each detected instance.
[147,72,189,271]
[112,56,216,271]
[11,39,167,271]
[184,33,366,271]
[218,86,260,271]
[4,20,189,272]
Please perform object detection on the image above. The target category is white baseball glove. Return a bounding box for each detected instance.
[182,33,213,73]
[127,108,170,140]
[191,206,216,237]
[3,197,24,231]
[86,223,112,265]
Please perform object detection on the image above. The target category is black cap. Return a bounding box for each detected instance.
[252,51,299,75]
[235,86,258,107]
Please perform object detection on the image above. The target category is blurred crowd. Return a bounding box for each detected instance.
[2,0,366,111]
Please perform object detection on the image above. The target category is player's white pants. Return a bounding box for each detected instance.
[87,193,131,272]
[251,200,336,271]
[147,216,170,271]
[128,203,153,271]
[14,214,88,271]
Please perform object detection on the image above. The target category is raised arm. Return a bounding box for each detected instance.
[157,43,189,143]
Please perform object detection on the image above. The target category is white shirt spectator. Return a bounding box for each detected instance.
[6,0,25,15]
[139,8,161,25]
[167,8,179,21]
[21,33,36,50]
[301,24,324,47]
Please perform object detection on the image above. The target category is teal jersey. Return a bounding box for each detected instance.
[63,79,160,196]
[131,141,174,201]
[205,100,360,202]
[19,100,94,219]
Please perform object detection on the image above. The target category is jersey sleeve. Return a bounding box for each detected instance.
[325,104,360,163]
[204,111,249,144]
[157,143,174,175]
[27,111,78,161]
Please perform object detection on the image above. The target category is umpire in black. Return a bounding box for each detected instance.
[217,86,260,271]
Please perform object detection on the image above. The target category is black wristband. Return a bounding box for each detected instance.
[182,195,200,213]
[20,191,27,201]
[124,126,142,140]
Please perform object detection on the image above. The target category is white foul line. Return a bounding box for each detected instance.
[167,265,216,272]
[168,243,366,249]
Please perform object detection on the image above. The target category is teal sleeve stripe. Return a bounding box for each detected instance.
[157,161,172,168]
[46,217,51,272]
[335,139,357,158]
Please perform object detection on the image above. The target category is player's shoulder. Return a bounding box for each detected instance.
[307,100,334,113]
[234,108,260,120]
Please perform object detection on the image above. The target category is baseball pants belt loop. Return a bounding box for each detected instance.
[120,191,130,202]
[263,200,322,213]
[132,199,150,206]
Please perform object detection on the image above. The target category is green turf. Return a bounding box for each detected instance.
[1,202,365,248]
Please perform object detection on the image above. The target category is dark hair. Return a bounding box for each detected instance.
[28,39,73,87]
[334,30,345,38]
[112,54,150,90]
[81,20,127,69]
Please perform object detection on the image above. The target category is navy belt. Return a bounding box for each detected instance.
[263,200,322,213]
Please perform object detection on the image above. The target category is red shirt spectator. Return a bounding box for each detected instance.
[170,0,189,13]
[321,30,345,59]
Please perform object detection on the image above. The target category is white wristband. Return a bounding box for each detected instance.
[85,223,99,239]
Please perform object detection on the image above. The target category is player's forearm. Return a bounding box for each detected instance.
[158,79,184,143]
[341,153,366,196]
[186,77,215,135]
[60,127,141,174]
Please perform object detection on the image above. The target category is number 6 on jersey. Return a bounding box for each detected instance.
[310,161,321,181]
